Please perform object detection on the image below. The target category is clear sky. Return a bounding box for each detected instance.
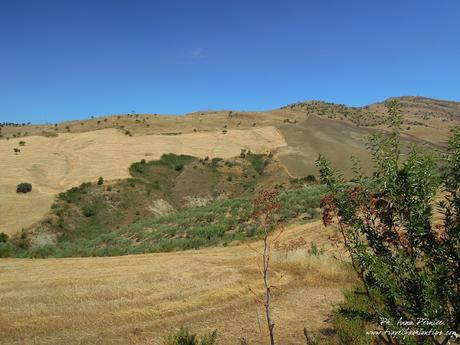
[1,0,459,124]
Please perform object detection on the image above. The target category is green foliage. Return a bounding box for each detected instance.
[305,174,317,183]
[129,154,196,181]
[82,205,96,217]
[97,176,104,185]
[5,185,324,258]
[317,101,459,344]
[16,182,32,193]
[58,182,91,203]
[246,153,268,175]
[19,140,26,146]
[210,157,223,171]
[0,242,16,257]
[159,153,195,170]
[0,232,8,243]
[163,327,218,345]
[307,241,324,256]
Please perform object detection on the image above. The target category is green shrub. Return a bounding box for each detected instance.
[0,242,15,257]
[163,327,218,345]
[0,232,8,243]
[16,182,32,193]
[210,157,223,169]
[160,153,195,170]
[97,177,104,185]
[307,241,323,256]
[246,153,267,175]
[305,174,317,183]
[83,205,96,217]
[58,183,89,203]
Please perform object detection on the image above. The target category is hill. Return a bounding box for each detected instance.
[0,96,457,236]
[2,152,325,258]
[0,127,286,235]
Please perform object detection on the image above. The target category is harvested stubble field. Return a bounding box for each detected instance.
[0,221,353,345]
[0,126,286,236]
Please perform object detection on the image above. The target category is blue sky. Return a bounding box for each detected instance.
[1,0,459,124]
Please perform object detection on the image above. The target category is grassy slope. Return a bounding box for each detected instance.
[1,153,323,258]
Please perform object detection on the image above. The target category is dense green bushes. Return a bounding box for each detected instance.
[2,185,324,258]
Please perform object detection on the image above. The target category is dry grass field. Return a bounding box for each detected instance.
[0,126,286,235]
[0,221,353,345]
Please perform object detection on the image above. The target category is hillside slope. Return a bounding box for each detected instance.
[0,220,353,345]
[0,127,285,235]
[1,96,458,236]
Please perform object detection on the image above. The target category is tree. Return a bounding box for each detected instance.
[316,100,459,344]
[251,190,282,345]
[13,148,20,154]
[16,183,32,193]
[19,141,26,146]
[97,176,104,185]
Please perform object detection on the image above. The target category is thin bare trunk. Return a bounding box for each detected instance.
[263,231,275,345]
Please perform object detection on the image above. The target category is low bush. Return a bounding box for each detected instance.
[163,327,218,345]
[0,232,8,243]
[82,205,96,217]
[16,182,32,193]
[246,153,267,175]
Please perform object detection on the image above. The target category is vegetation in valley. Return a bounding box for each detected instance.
[0,152,322,258]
